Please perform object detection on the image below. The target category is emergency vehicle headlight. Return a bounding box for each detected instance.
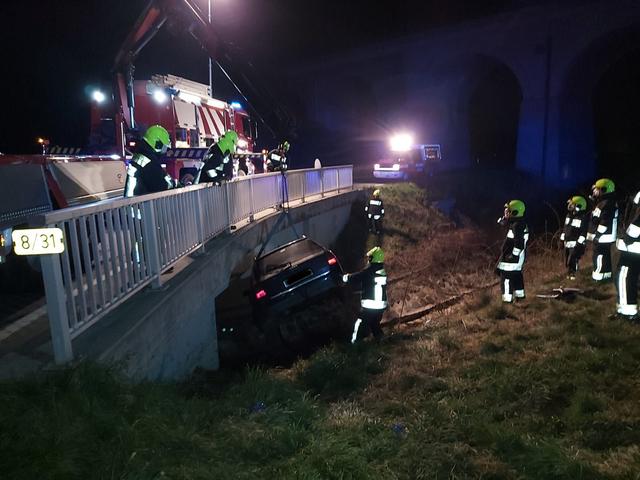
[374,163,380,170]
[392,164,400,171]
[390,133,413,152]
[152,88,169,104]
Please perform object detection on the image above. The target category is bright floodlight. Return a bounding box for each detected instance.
[389,133,413,152]
[92,90,106,103]
[153,88,169,104]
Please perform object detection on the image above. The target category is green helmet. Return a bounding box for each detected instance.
[505,199,525,218]
[367,246,384,263]
[373,189,381,198]
[568,195,587,212]
[593,178,615,195]
[143,125,171,153]
[218,131,238,155]
[280,140,290,152]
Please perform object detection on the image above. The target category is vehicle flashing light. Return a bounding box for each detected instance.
[230,101,242,109]
[92,90,106,103]
[255,289,267,300]
[389,133,413,152]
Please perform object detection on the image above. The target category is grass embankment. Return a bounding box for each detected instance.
[2,184,640,478]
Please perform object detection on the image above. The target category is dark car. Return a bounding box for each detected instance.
[249,237,347,347]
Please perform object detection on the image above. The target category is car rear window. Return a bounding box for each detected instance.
[257,240,323,277]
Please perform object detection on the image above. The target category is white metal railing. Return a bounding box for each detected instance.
[38,166,353,363]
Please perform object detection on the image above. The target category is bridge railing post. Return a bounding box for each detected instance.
[225,182,234,232]
[41,250,73,364]
[142,200,163,289]
[320,168,325,198]
[194,189,206,253]
[249,177,255,222]
[337,168,340,194]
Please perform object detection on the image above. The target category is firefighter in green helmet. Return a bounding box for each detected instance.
[196,130,238,184]
[560,195,589,280]
[124,125,174,197]
[343,246,388,342]
[586,178,618,281]
[365,189,385,234]
[613,190,640,322]
[496,200,529,303]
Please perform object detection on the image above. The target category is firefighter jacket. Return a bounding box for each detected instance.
[560,210,588,249]
[587,193,618,244]
[124,142,173,198]
[197,143,232,184]
[266,149,287,172]
[365,198,385,220]
[497,218,529,272]
[344,261,388,310]
[617,191,640,254]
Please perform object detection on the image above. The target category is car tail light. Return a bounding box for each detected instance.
[255,289,267,300]
[327,255,337,266]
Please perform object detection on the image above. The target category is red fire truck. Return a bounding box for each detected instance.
[89,74,259,181]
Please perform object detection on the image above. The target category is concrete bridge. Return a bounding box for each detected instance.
[1,167,360,380]
[289,0,640,188]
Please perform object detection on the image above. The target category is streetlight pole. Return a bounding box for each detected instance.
[208,0,213,97]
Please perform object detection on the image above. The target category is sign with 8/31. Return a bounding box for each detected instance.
[12,228,65,255]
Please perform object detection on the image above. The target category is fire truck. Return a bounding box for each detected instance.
[89,73,259,181]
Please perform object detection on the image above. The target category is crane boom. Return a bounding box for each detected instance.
[112,0,294,155]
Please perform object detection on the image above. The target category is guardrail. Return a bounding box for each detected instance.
[39,166,353,364]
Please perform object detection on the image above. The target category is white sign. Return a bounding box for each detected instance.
[12,228,65,255]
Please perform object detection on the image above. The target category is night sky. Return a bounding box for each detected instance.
[0,0,521,154]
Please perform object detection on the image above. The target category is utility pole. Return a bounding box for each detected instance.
[208,0,213,97]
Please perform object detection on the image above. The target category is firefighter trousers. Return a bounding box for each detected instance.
[616,251,640,317]
[565,246,584,275]
[592,243,613,281]
[351,308,384,343]
[368,216,383,234]
[500,270,525,303]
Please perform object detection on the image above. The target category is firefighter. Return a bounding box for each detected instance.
[586,178,618,281]
[365,189,385,234]
[196,131,238,184]
[343,246,388,343]
[613,190,640,322]
[124,125,173,197]
[560,196,589,280]
[496,200,529,303]
[266,140,290,172]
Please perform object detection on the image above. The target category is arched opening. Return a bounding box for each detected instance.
[593,48,640,191]
[559,26,640,189]
[466,61,523,169]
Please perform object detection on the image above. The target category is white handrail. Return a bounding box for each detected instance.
[39,165,353,364]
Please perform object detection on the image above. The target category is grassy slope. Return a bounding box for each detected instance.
[2,185,640,479]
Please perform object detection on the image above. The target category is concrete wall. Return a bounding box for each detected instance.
[73,190,363,381]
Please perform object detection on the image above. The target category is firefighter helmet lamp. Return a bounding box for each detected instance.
[92,90,106,104]
[389,133,413,152]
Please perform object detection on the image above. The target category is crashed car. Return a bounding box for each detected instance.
[250,236,347,346]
